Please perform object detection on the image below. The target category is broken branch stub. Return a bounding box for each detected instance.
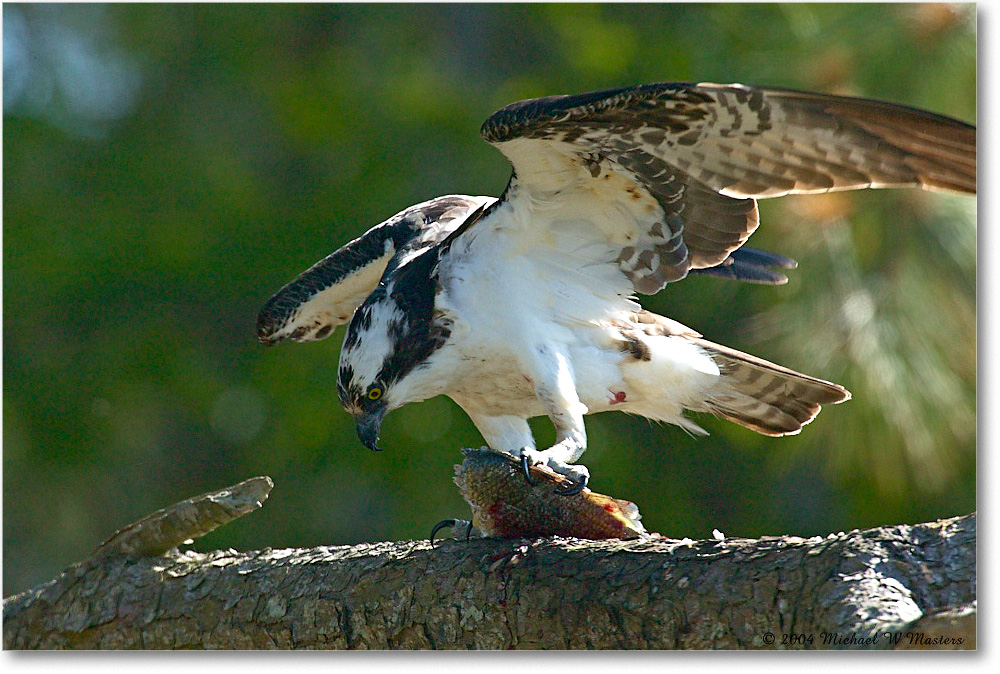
[92,476,274,559]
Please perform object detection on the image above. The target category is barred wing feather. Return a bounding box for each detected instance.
[481,82,975,294]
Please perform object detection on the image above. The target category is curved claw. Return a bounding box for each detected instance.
[554,473,588,496]
[430,519,457,548]
[430,519,474,547]
[520,454,537,486]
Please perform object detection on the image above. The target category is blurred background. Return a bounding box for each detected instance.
[3,3,976,595]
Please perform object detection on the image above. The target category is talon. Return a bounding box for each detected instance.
[555,473,588,496]
[430,519,457,548]
[431,519,476,546]
[520,454,537,486]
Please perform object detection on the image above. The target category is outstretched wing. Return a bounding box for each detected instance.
[257,195,495,345]
[481,82,976,294]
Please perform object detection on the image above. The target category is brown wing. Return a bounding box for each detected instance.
[482,82,975,294]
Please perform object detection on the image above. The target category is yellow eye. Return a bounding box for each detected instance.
[367,386,383,401]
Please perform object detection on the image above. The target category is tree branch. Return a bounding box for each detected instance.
[2,471,974,649]
[92,476,273,559]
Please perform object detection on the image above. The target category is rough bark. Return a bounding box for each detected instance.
[3,477,975,650]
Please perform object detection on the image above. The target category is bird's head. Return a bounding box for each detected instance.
[336,272,446,452]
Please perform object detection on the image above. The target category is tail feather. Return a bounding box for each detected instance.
[695,338,850,436]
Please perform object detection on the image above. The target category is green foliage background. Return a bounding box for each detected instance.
[3,3,976,595]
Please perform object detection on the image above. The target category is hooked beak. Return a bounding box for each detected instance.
[355,406,386,452]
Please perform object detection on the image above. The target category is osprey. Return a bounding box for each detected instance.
[257,82,976,494]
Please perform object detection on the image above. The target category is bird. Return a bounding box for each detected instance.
[256,81,976,495]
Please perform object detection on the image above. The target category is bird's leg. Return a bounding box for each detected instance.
[523,431,590,495]
[521,345,591,495]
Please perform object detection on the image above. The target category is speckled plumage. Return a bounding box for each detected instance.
[257,82,975,487]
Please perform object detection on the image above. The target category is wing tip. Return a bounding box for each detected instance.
[920,177,977,196]
[256,299,339,346]
[256,303,287,346]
